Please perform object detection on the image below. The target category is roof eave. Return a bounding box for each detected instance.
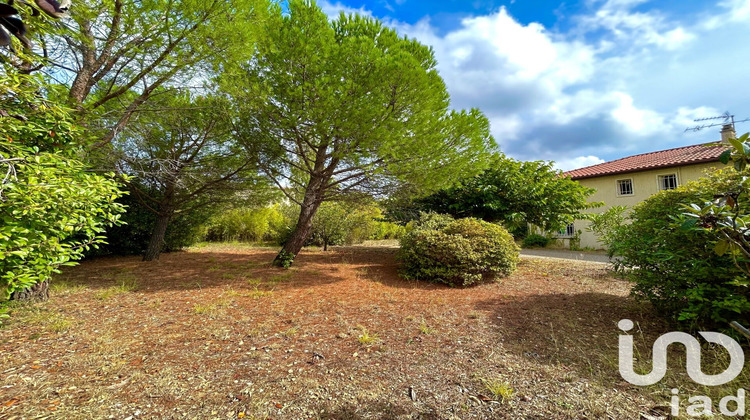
[566,157,723,181]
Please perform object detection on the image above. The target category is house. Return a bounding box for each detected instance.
[559,125,734,249]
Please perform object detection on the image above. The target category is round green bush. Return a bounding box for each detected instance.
[398,216,520,287]
[522,233,550,248]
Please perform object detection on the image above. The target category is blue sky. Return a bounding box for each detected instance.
[319,0,750,170]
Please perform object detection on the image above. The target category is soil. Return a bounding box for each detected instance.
[0,243,735,419]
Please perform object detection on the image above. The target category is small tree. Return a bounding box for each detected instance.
[587,205,628,249]
[309,202,351,251]
[113,92,267,261]
[404,155,598,233]
[54,0,268,147]
[232,1,495,266]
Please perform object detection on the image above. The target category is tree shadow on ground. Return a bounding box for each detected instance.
[477,291,677,391]
[53,246,439,294]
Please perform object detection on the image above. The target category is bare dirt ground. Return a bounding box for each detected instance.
[1,243,747,419]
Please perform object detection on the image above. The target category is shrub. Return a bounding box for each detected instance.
[521,234,550,248]
[405,212,454,232]
[200,206,287,243]
[91,190,208,256]
[369,221,406,240]
[586,205,627,248]
[398,216,520,287]
[609,169,748,328]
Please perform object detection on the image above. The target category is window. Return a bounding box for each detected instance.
[559,223,575,237]
[617,179,633,196]
[659,174,678,191]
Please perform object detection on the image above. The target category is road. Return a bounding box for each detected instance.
[520,248,614,264]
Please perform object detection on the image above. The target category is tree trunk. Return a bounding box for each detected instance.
[274,197,322,266]
[10,280,50,302]
[143,212,171,261]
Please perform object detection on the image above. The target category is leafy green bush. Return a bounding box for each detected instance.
[521,234,550,248]
[89,187,208,256]
[586,205,627,248]
[405,212,454,232]
[200,205,287,243]
[200,201,403,249]
[398,216,520,287]
[369,221,406,240]
[1,72,126,299]
[609,169,748,328]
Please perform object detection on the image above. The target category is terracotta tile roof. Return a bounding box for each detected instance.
[563,142,729,180]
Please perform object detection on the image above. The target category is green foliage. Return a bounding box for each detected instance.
[0,72,126,298]
[683,133,750,279]
[63,0,269,144]
[586,205,628,247]
[229,0,495,261]
[369,220,406,240]
[398,216,520,287]
[110,92,271,260]
[609,169,748,327]
[275,250,295,269]
[401,155,598,232]
[201,205,287,243]
[309,201,400,249]
[522,234,550,248]
[405,212,454,232]
[92,188,209,256]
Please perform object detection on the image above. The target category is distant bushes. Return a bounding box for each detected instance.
[608,169,748,328]
[91,190,207,256]
[521,234,550,248]
[198,201,405,248]
[398,214,519,287]
[200,206,287,243]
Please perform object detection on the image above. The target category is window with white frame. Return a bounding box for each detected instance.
[558,223,575,237]
[658,174,678,191]
[617,179,633,196]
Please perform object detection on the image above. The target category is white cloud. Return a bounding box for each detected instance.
[318,1,750,163]
[553,156,606,172]
[318,1,373,19]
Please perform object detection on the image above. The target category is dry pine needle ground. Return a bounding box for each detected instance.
[1,243,747,419]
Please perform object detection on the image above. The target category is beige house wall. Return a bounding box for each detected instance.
[569,161,722,249]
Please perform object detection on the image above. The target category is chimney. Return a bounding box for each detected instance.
[721,124,736,143]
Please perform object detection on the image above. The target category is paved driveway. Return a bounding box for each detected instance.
[520,248,615,264]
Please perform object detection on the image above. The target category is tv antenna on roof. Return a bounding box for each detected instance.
[684,111,750,132]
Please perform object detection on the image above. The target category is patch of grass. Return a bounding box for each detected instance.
[193,303,218,315]
[357,325,379,346]
[281,327,298,337]
[247,288,273,299]
[246,277,263,286]
[50,280,87,294]
[418,320,435,335]
[221,273,237,280]
[467,311,481,319]
[269,272,293,284]
[480,378,514,403]
[17,308,73,333]
[192,298,231,315]
[95,279,139,300]
[49,317,72,333]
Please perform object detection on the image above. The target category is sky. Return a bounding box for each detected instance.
[316,0,750,171]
